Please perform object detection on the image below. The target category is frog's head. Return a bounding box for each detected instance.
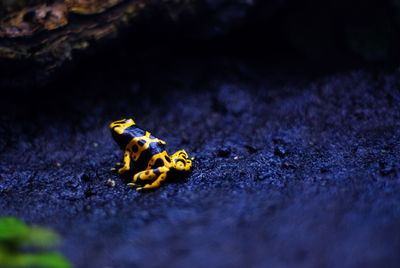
[110,118,136,149]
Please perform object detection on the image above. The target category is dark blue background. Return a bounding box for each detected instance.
[1,0,400,267]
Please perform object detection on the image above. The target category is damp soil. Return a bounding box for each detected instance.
[1,56,400,268]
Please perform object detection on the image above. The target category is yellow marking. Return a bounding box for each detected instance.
[110,118,135,134]
[118,150,131,174]
[128,149,192,190]
[133,166,170,182]
[136,172,168,191]
[171,150,192,171]
[146,151,172,169]
[126,131,164,162]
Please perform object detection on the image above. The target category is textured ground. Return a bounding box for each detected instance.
[1,57,400,267]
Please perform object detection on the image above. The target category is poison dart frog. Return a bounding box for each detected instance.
[110,118,192,190]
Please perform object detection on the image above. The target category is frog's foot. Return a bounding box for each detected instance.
[118,165,130,175]
[171,150,192,171]
[118,167,129,175]
[109,162,120,172]
[110,162,122,172]
[132,166,169,191]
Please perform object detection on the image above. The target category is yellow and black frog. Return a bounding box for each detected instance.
[110,118,192,190]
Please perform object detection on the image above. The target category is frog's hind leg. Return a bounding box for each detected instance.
[128,166,169,190]
[171,150,192,171]
[136,172,168,191]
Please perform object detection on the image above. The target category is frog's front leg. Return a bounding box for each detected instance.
[171,150,192,171]
[128,166,169,190]
[118,150,131,174]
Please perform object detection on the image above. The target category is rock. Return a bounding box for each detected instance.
[106,179,116,187]
[217,147,231,157]
[79,173,90,182]
[274,146,286,158]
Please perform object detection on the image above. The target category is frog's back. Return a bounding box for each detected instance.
[124,125,146,138]
[124,125,166,173]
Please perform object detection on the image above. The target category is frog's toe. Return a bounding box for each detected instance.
[135,185,154,191]
[118,167,129,174]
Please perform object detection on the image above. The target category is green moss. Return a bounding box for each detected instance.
[0,217,72,268]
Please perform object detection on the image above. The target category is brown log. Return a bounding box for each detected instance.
[0,0,192,88]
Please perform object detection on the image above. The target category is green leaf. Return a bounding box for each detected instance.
[0,217,29,242]
[0,218,73,268]
[1,252,72,268]
[24,227,60,248]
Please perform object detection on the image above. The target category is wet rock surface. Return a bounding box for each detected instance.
[1,57,400,267]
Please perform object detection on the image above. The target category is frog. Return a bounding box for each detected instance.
[110,118,192,190]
